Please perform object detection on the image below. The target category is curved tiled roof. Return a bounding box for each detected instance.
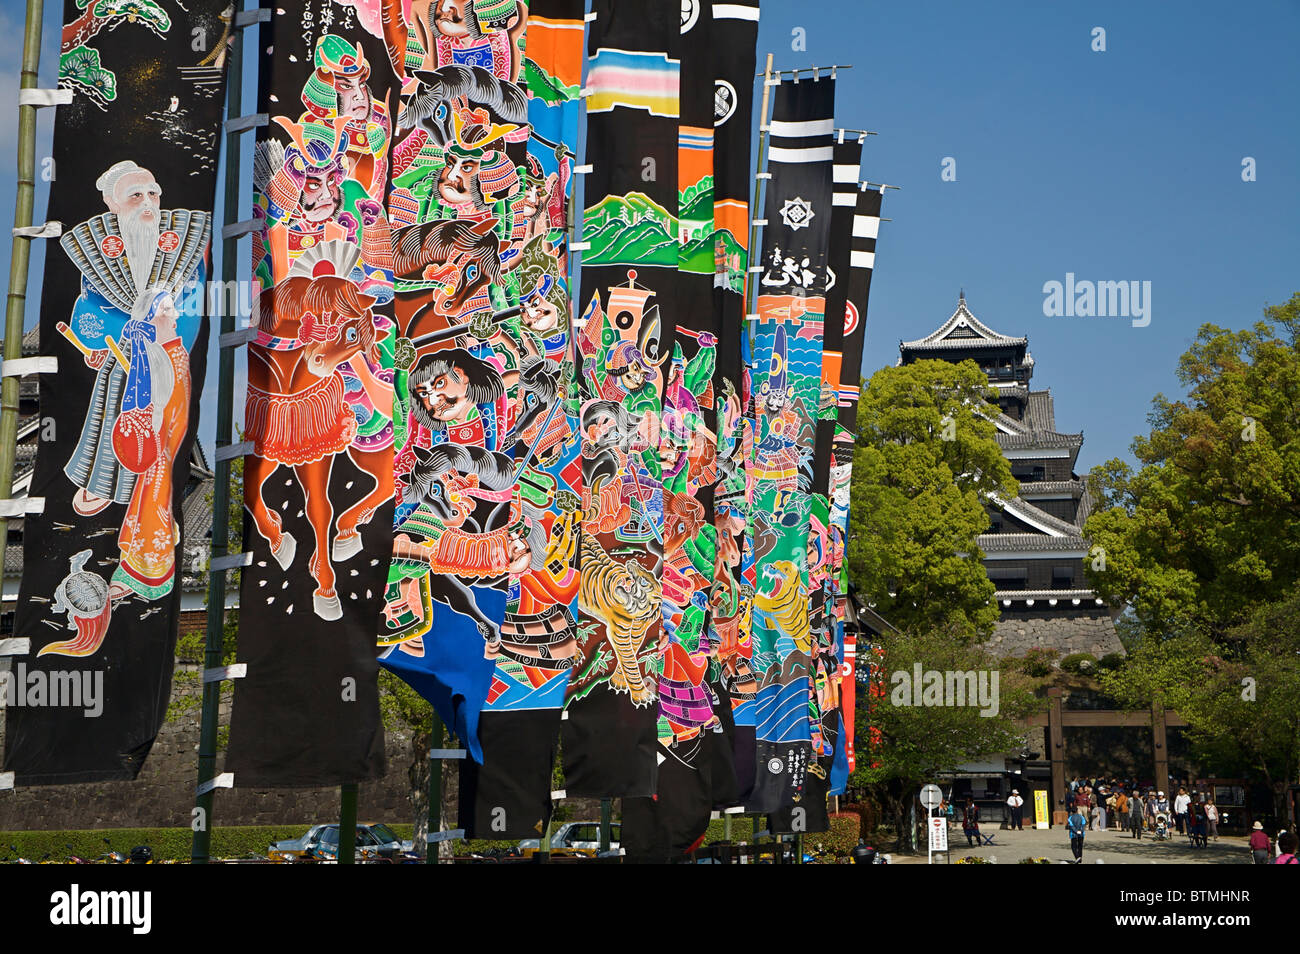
[979,532,1087,552]
[900,296,1028,352]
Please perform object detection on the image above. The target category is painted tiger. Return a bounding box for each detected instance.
[753,560,812,655]
[578,534,659,707]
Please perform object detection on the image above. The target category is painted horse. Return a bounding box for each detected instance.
[244,271,394,620]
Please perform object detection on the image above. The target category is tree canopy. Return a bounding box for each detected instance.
[846,358,1016,640]
[1084,293,1300,637]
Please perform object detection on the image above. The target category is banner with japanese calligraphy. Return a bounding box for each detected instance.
[459,0,586,840]
[771,135,858,832]
[562,0,679,798]
[746,76,835,814]
[2,0,230,784]
[225,0,399,786]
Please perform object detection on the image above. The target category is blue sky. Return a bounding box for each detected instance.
[1,1,1297,472]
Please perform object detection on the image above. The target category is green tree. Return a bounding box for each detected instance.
[1084,294,1300,637]
[846,359,1016,640]
[1098,588,1300,817]
[850,627,1043,850]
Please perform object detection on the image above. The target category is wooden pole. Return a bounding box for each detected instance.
[1152,702,1170,800]
[0,0,45,597]
[1048,687,1066,826]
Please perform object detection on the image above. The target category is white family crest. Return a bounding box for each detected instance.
[779,196,815,231]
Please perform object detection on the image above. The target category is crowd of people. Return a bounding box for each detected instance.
[1063,777,1219,845]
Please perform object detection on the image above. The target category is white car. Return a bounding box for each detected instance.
[518,822,622,857]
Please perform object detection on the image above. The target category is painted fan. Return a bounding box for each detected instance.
[59,210,211,313]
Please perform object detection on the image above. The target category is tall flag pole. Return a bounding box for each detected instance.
[3,0,231,784]
[747,73,836,814]
[564,0,680,797]
[225,1,401,786]
[459,0,587,840]
[829,182,883,790]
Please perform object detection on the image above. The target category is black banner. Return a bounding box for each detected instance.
[622,0,722,860]
[3,0,230,784]
[709,0,760,809]
[224,1,400,786]
[563,0,680,798]
[837,188,881,436]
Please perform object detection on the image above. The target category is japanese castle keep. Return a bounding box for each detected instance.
[899,295,1123,660]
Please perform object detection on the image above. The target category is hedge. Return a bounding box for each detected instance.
[0,824,415,863]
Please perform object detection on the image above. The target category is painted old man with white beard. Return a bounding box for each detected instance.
[57,160,211,517]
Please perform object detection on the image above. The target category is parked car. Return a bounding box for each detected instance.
[518,822,622,858]
[270,824,413,862]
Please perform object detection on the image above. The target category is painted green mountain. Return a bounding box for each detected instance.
[679,232,715,275]
[585,218,678,267]
[584,192,675,230]
[583,192,679,267]
[678,188,715,232]
[679,176,713,214]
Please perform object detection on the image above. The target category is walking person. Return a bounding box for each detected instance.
[1006,789,1024,830]
[962,797,981,848]
[1174,787,1190,835]
[1098,788,1109,831]
[1129,792,1143,839]
[1067,805,1087,863]
[1116,789,1129,833]
[1249,821,1271,864]
[1204,797,1219,842]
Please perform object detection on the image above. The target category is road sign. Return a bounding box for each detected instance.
[929,815,948,853]
[920,784,943,810]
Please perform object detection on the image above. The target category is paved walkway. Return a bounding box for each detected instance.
[897,822,1260,864]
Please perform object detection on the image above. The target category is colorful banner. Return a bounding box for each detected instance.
[459,0,586,840]
[562,0,680,798]
[773,134,859,832]
[622,0,724,859]
[2,0,229,784]
[747,76,836,813]
[225,0,399,786]
[370,0,537,772]
[709,0,761,807]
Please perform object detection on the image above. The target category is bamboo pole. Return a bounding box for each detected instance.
[0,0,45,601]
[191,3,246,865]
[744,53,774,321]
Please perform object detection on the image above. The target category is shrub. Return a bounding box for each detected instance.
[1018,647,1059,677]
[809,814,863,856]
[1060,652,1098,674]
[1097,652,1125,671]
